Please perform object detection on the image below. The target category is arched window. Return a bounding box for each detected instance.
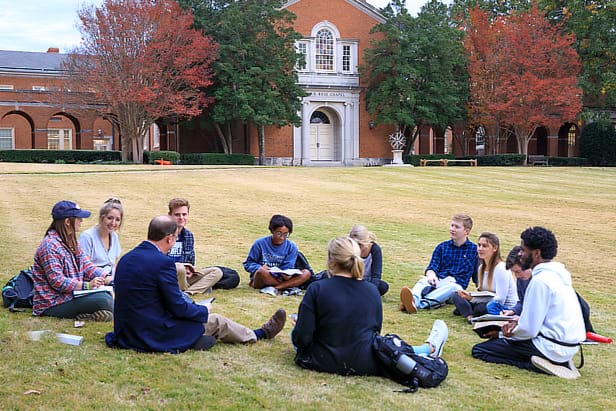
[315,29,334,71]
[310,111,331,124]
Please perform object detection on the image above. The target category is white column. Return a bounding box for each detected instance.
[353,98,360,159]
[343,102,352,163]
[301,101,311,166]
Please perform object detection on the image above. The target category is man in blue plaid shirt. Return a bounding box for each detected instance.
[400,214,478,313]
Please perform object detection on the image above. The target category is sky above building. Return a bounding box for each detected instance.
[0,0,445,54]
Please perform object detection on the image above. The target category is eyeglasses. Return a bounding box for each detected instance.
[273,231,290,239]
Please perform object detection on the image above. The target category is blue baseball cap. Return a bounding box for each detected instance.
[51,200,92,219]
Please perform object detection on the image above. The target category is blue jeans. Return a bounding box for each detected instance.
[486,300,509,315]
[411,276,462,309]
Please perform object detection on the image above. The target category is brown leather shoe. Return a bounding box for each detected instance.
[262,308,287,339]
[400,287,417,314]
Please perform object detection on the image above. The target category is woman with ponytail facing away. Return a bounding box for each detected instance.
[291,236,382,375]
[292,236,449,376]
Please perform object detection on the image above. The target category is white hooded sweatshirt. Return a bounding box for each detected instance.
[510,261,586,363]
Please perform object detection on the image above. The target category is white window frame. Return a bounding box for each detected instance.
[315,28,335,72]
[297,41,308,71]
[32,86,47,91]
[0,84,14,90]
[311,22,341,74]
[0,127,15,149]
[47,129,72,150]
[342,44,351,72]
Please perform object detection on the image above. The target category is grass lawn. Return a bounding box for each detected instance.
[1,163,615,410]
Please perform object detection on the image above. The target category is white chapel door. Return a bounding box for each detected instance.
[309,111,334,161]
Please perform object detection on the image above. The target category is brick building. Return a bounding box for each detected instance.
[1,0,582,164]
[180,0,398,165]
[0,49,117,152]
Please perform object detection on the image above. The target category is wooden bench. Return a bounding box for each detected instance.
[419,158,477,167]
[528,155,549,166]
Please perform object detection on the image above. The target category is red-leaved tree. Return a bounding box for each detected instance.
[462,7,508,154]
[463,4,582,156]
[64,0,217,163]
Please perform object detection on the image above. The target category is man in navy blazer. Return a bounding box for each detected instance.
[105,215,286,353]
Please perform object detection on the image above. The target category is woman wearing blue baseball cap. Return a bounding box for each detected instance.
[32,200,113,321]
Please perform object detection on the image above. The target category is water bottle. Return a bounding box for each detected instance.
[395,354,417,375]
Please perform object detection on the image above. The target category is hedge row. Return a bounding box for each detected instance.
[180,152,255,165]
[0,149,121,163]
[143,150,255,165]
[404,153,587,166]
[547,156,587,166]
[457,154,526,166]
[0,149,587,167]
[144,150,181,165]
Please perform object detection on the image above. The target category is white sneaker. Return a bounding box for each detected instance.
[260,286,278,296]
[425,319,448,358]
[531,356,580,379]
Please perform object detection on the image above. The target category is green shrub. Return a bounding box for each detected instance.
[579,120,616,166]
[0,149,121,163]
[457,154,526,166]
[403,153,525,166]
[180,153,255,165]
[147,150,180,165]
[548,156,587,166]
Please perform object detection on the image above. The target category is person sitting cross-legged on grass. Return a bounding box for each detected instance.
[105,215,286,353]
[452,232,517,323]
[291,236,448,376]
[243,214,311,295]
[399,214,478,313]
[167,197,239,295]
[472,227,585,379]
[33,200,113,322]
[486,245,531,317]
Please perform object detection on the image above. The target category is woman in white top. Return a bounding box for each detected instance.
[453,232,517,322]
[79,198,123,282]
[349,225,389,296]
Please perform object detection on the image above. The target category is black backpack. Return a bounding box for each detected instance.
[577,292,594,333]
[372,333,448,393]
[212,266,240,290]
[294,251,316,289]
[2,268,35,312]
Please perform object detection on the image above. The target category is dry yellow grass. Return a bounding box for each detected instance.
[0,164,615,410]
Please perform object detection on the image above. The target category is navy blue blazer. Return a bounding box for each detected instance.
[106,241,209,353]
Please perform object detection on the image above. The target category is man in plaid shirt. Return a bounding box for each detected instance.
[400,214,478,313]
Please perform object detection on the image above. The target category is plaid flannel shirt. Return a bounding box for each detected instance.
[168,227,195,265]
[32,230,103,315]
[425,238,478,290]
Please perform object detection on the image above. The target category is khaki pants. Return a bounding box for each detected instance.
[176,264,223,295]
[205,313,257,344]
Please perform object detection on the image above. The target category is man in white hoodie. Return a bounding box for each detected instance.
[471,226,585,379]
